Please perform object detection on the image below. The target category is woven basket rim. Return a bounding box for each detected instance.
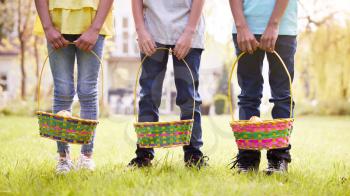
[230,118,294,125]
[36,111,99,124]
[138,142,190,148]
[237,146,289,150]
[134,119,194,126]
[39,133,91,144]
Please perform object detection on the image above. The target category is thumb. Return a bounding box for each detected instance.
[61,38,70,45]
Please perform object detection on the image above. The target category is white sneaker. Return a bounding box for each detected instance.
[56,158,74,174]
[77,155,95,171]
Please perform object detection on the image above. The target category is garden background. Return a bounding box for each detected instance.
[0,0,349,195]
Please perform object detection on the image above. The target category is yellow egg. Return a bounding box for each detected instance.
[250,116,263,122]
[57,110,72,117]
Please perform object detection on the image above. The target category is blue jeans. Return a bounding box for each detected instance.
[48,34,104,155]
[233,34,297,162]
[135,43,204,159]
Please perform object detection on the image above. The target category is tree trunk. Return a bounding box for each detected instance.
[34,36,40,101]
[20,40,26,100]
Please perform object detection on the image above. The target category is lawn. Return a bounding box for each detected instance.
[0,115,349,195]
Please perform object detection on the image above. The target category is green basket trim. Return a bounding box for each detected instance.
[233,129,291,140]
[38,114,96,144]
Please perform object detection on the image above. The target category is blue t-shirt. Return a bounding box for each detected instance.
[232,0,298,35]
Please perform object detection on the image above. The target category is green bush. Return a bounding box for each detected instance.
[296,100,350,116]
[213,94,228,115]
[0,99,38,116]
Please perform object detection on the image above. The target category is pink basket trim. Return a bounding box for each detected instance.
[137,131,191,138]
[236,137,290,149]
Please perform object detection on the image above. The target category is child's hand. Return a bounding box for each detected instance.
[45,26,69,49]
[137,29,156,56]
[260,24,279,53]
[236,26,259,54]
[75,28,100,52]
[174,29,194,60]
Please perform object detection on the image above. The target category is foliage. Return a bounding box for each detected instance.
[0,99,37,116]
[0,116,349,195]
[213,94,228,115]
[0,0,15,40]
[295,21,350,115]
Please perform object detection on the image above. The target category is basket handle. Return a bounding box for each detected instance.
[133,47,196,122]
[227,51,294,121]
[37,42,104,115]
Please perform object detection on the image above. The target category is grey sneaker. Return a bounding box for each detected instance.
[230,153,260,173]
[184,154,209,169]
[77,155,96,171]
[127,157,152,168]
[56,158,74,174]
[264,159,288,175]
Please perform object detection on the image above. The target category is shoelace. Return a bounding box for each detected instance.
[267,159,283,170]
[57,159,72,170]
[203,155,210,161]
[229,155,240,169]
[130,157,150,165]
[229,155,259,169]
[188,155,209,163]
[198,155,209,162]
[79,156,91,165]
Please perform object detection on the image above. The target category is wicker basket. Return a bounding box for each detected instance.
[36,43,103,144]
[228,52,294,150]
[134,48,195,148]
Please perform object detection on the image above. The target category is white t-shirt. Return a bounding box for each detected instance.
[143,0,205,49]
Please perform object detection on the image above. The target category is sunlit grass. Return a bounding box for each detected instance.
[0,116,349,195]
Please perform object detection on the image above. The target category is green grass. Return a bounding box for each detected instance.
[0,115,349,195]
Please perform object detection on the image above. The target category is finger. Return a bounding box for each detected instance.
[138,43,144,53]
[251,39,259,51]
[265,38,272,52]
[258,37,264,50]
[82,41,92,51]
[267,40,274,53]
[77,41,87,51]
[264,37,271,51]
[173,50,179,58]
[74,39,81,49]
[241,41,247,53]
[180,46,189,59]
[60,37,69,47]
[254,40,260,51]
[142,43,152,56]
[177,45,185,59]
[147,41,156,54]
[173,44,180,54]
[173,46,179,58]
[182,47,190,59]
[82,43,90,51]
[152,41,157,48]
[87,44,94,52]
[270,38,276,52]
[76,41,84,50]
[56,38,64,48]
[51,41,60,50]
[260,36,267,51]
[246,41,253,54]
[238,40,245,52]
[177,48,184,59]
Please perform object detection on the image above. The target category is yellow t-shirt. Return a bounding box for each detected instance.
[34,0,114,36]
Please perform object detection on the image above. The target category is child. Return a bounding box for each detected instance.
[34,0,114,174]
[229,0,297,174]
[128,0,208,169]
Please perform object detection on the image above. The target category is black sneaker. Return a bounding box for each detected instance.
[230,153,260,173]
[184,154,209,169]
[264,159,288,175]
[127,157,152,168]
